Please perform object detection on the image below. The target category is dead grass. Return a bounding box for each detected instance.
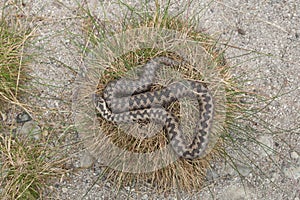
[79,3,236,194]
[0,4,66,200]
[0,133,66,200]
[0,12,31,112]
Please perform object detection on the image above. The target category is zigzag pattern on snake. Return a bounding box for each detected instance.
[93,57,214,159]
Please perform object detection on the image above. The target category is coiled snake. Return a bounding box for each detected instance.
[93,57,214,159]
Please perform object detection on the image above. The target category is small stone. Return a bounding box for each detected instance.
[16,111,32,123]
[105,182,111,188]
[124,186,129,191]
[61,187,68,193]
[141,194,148,200]
[42,129,49,137]
[283,165,300,179]
[237,164,252,177]
[237,28,246,35]
[291,151,299,160]
[80,151,95,168]
[257,135,274,157]
[63,162,74,170]
[19,121,41,140]
[225,163,252,177]
[271,172,279,182]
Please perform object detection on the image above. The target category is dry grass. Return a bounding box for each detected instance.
[0,14,31,112]
[78,3,238,195]
[0,133,66,199]
[0,4,66,200]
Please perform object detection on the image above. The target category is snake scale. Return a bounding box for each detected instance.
[93,57,214,159]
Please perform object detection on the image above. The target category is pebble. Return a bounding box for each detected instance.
[19,121,41,140]
[237,164,252,177]
[271,172,279,182]
[104,182,111,188]
[80,151,95,168]
[61,187,68,193]
[141,194,148,200]
[16,111,32,123]
[291,151,299,160]
[42,129,49,137]
[257,135,274,157]
[224,163,252,177]
[283,165,300,180]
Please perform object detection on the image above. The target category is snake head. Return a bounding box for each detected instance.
[92,93,106,111]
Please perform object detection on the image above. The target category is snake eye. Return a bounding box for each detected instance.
[99,98,105,104]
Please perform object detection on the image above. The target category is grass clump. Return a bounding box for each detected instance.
[0,14,31,111]
[0,133,65,200]
[74,1,231,196]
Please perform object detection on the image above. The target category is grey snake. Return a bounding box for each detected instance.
[93,57,214,159]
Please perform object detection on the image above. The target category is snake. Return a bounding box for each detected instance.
[93,57,214,159]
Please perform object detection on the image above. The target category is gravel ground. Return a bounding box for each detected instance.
[4,0,299,199]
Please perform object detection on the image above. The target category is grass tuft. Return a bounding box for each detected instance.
[0,13,32,111]
[77,1,232,195]
[0,132,66,200]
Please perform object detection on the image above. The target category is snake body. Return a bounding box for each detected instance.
[93,57,214,159]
